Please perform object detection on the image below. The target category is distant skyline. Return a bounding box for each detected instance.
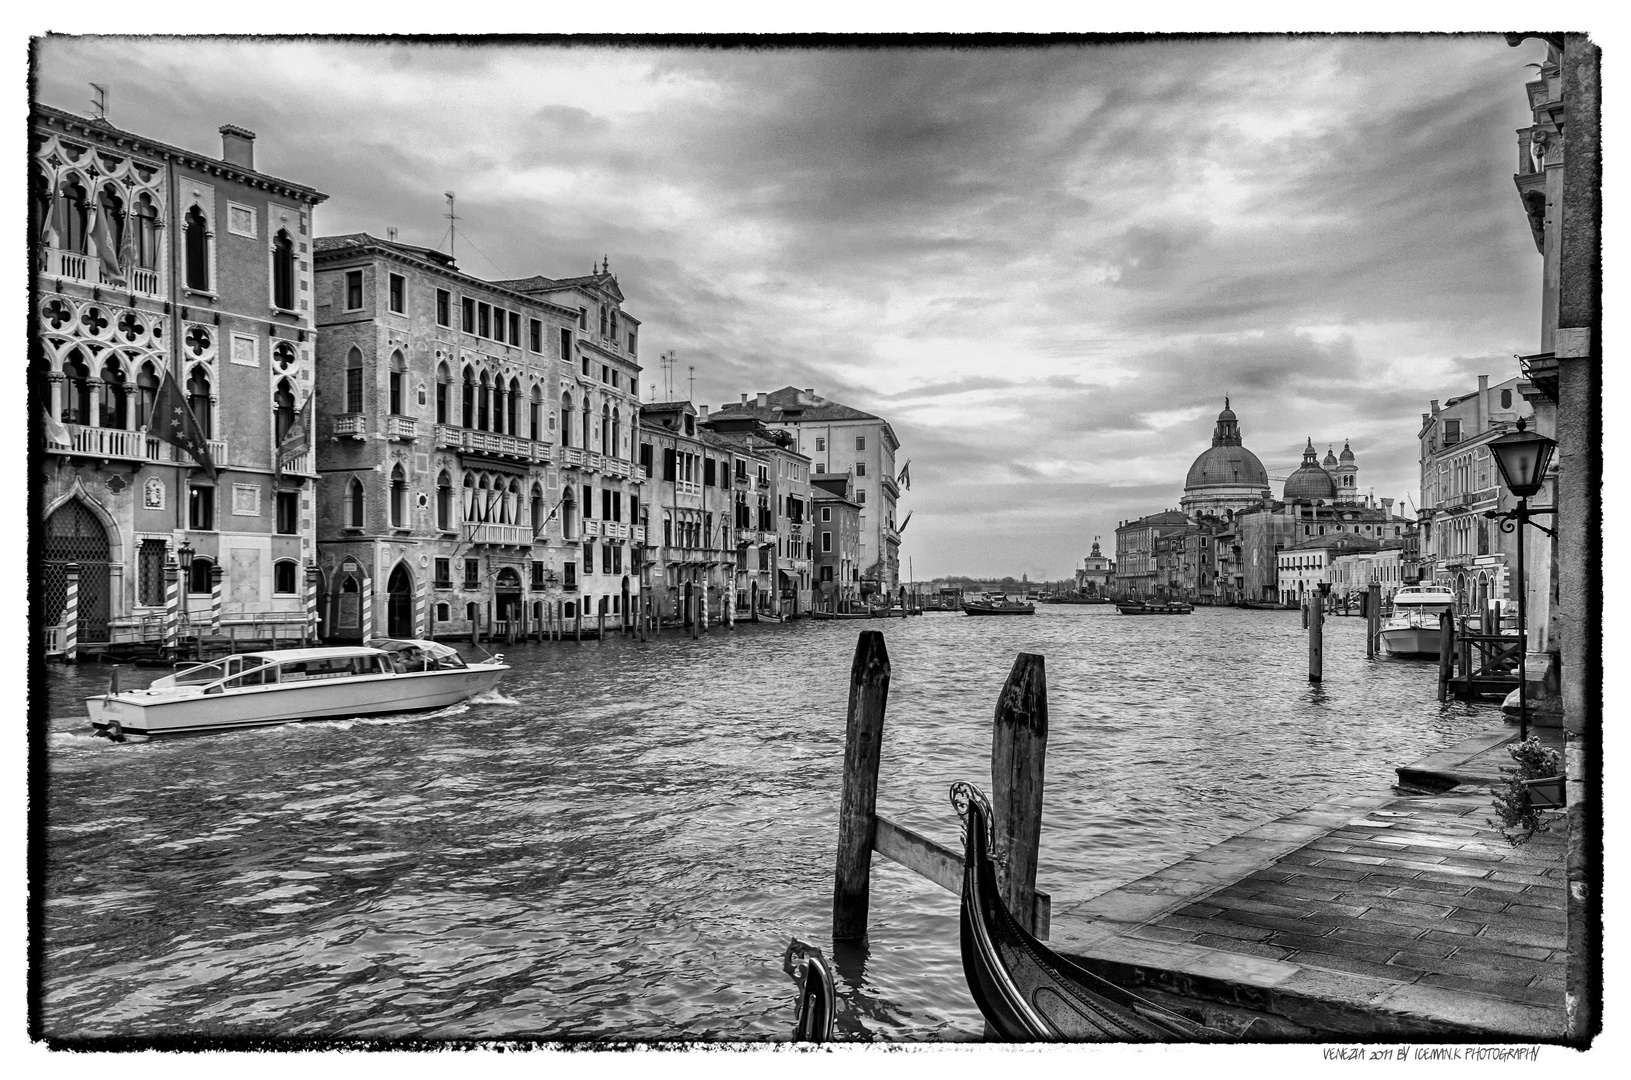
[34,35,1550,579]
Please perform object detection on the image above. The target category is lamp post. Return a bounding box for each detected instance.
[1484,417,1557,741]
[177,540,195,656]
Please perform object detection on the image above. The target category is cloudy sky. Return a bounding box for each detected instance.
[34,35,1552,579]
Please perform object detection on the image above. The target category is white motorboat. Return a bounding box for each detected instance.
[86,639,509,739]
[1377,586,1457,658]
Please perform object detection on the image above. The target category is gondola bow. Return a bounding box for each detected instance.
[951,782,1227,1041]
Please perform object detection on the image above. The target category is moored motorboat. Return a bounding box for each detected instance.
[951,782,1230,1041]
[1377,585,1456,658]
[962,594,1036,616]
[86,639,508,739]
[1115,601,1193,615]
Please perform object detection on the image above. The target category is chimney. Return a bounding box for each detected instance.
[757,392,768,408]
[1477,374,1489,431]
[1429,399,1439,413]
[1382,497,1394,517]
[740,393,748,405]
[699,404,709,418]
[219,124,256,170]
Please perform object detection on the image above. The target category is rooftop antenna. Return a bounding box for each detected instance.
[688,365,695,403]
[89,83,108,121]
[387,226,398,242]
[659,350,678,400]
[444,192,458,259]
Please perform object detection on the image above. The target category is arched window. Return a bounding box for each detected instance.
[183,204,209,291]
[599,304,608,339]
[272,229,295,309]
[58,178,90,253]
[505,479,520,526]
[582,403,592,452]
[562,486,576,539]
[560,392,574,447]
[530,484,544,535]
[187,556,215,595]
[507,377,520,434]
[134,362,159,429]
[273,559,298,594]
[186,367,213,439]
[530,385,542,441]
[390,464,407,528]
[388,351,406,416]
[100,360,128,429]
[491,374,504,435]
[348,477,365,528]
[600,403,611,455]
[477,476,492,523]
[436,471,452,531]
[436,362,450,425]
[98,188,126,264]
[462,368,476,428]
[133,194,159,270]
[463,473,478,522]
[478,371,491,431]
[610,309,619,343]
[61,350,91,425]
[437,602,450,622]
[611,407,622,460]
[273,378,296,443]
[1501,389,1513,410]
[345,347,364,414]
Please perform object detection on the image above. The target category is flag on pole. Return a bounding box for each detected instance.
[150,369,217,479]
[276,394,313,478]
[43,406,71,447]
[90,196,126,287]
[896,459,911,491]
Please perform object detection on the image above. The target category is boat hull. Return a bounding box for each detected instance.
[962,604,1035,616]
[1378,626,1442,659]
[86,665,507,737]
[1116,603,1193,615]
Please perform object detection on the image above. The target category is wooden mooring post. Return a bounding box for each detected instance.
[831,633,1051,943]
[1365,582,1381,660]
[1307,583,1328,682]
[1437,609,1455,702]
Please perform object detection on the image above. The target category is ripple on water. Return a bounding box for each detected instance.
[40,608,1503,1041]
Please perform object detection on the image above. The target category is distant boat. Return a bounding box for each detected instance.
[1115,601,1194,616]
[1377,585,1457,658]
[963,595,1036,616]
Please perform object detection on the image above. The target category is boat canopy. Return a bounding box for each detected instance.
[372,638,469,671]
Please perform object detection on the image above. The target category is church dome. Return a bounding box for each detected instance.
[1183,399,1270,492]
[1285,438,1338,501]
[1322,446,1339,469]
[1338,440,1355,463]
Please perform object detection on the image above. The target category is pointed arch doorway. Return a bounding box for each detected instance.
[43,499,112,642]
[387,563,415,638]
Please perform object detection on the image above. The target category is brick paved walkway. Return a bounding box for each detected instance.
[1048,727,1569,1039]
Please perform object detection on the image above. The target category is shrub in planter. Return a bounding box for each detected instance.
[1488,735,1563,847]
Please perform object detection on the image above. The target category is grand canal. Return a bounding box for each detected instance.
[40,606,1508,1042]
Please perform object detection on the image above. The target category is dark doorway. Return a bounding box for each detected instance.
[387,564,414,638]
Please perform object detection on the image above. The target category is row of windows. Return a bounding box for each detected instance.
[137,544,303,604]
[56,354,302,446]
[812,436,867,452]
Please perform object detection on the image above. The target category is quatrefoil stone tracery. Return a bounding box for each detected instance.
[185,326,212,357]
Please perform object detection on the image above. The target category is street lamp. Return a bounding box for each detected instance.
[177,540,195,646]
[1484,416,1557,740]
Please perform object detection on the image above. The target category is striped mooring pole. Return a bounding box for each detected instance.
[209,564,224,636]
[415,576,428,638]
[304,564,320,645]
[63,562,80,663]
[700,586,709,633]
[164,563,181,653]
[361,574,374,646]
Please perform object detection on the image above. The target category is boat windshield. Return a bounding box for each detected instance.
[171,659,233,686]
[373,638,469,672]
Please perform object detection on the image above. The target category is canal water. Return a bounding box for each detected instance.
[39,606,1506,1042]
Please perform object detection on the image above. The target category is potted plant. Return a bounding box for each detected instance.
[1488,735,1564,846]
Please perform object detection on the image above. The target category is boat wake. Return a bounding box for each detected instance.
[468,690,521,706]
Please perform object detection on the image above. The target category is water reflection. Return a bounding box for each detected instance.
[40,607,1501,1041]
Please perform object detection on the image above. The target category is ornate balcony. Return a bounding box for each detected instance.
[431,423,545,462]
[561,446,587,470]
[385,415,418,441]
[333,414,367,439]
[586,451,605,473]
[280,450,318,477]
[633,463,649,483]
[40,247,164,297]
[602,521,630,540]
[469,522,530,546]
[48,423,164,463]
[582,519,602,538]
[631,524,646,545]
[604,457,632,479]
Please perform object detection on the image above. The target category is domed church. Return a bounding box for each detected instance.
[1179,399,1273,516]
